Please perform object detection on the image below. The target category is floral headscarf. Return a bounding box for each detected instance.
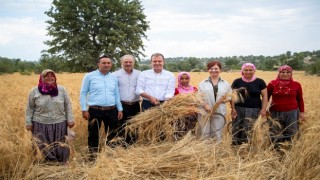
[270,65,293,95]
[277,65,293,80]
[38,69,58,97]
[241,63,257,82]
[177,72,194,94]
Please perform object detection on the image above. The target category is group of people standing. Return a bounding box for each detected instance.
[25,53,305,164]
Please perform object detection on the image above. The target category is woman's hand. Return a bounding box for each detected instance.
[26,125,33,131]
[231,109,237,119]
[217,98,229,105]
[259,109,267,118]
[67,122,75,128]
[204,104,212,113]
[299,112,305,122]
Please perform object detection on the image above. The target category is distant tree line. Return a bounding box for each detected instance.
[1,50,320,75]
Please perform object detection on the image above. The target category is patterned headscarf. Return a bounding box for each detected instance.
[38,69,58,97]
[270,65,293,95]
[177,72,194,94]
[241,63,257,82]
[277,65,293,80]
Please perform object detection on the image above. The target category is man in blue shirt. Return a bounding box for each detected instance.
[80,55,123,158]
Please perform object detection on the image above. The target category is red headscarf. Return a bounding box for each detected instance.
[271,65,293,95]
[277,65,293,80]
[38,69,58,97]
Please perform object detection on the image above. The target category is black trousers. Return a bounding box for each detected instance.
[88,108,118,152]
[118,102,141,144]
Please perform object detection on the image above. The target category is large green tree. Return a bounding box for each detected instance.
[44,0,149,72]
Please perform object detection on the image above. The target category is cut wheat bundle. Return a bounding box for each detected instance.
[125,93,203,144]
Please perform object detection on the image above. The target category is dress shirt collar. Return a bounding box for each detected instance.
[96,69,110,76]
[121,68,134,75]
[153,69,163,74]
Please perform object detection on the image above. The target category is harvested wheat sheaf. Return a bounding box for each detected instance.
[125,93,203,144]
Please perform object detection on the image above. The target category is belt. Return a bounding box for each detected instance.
[121,101,140,105]
[90,105,116,111]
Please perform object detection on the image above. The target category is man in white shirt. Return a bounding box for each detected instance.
[113,54,141,144]
[136,53,176,111]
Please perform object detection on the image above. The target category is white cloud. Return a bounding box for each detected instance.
[141,0,320,58]
[0,17,49,60]
[0,0,319,60]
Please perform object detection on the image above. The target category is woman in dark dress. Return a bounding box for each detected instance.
[231,63,268,145]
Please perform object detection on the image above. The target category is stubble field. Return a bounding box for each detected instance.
[0,71,319,179]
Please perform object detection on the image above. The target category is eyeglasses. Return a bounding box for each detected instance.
[280,71,291,74]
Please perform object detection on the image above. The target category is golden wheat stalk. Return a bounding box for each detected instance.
[125,93,203,144]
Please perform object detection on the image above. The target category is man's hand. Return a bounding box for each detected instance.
[118,111,123,120]
[82,111,90,120]
[149,97,159,105]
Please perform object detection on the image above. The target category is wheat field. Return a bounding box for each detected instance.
[0,71,319,179]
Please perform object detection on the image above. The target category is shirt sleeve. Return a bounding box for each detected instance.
[164,73,176,100]
[193,86,198,92]
[296,82,305,112]
[62,87,74,122]
[198,81,209,104]
[25,88,36,126]
[80,74,90,111]
[231,79,237,89]
[227,83,233,100]
[114,78,123,111]
[174,88,179,95]
[259,79,267,90]
[135,72,146,96]
[267,81,274,100]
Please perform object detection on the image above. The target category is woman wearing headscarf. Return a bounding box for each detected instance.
[26,69,74,165]
[231,63,268,145]
[173,72,198,139]
[267,65,305,144]
[174,71,197,95]
[197,60,233,142]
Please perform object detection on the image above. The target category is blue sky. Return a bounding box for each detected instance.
[0,0,319,61]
